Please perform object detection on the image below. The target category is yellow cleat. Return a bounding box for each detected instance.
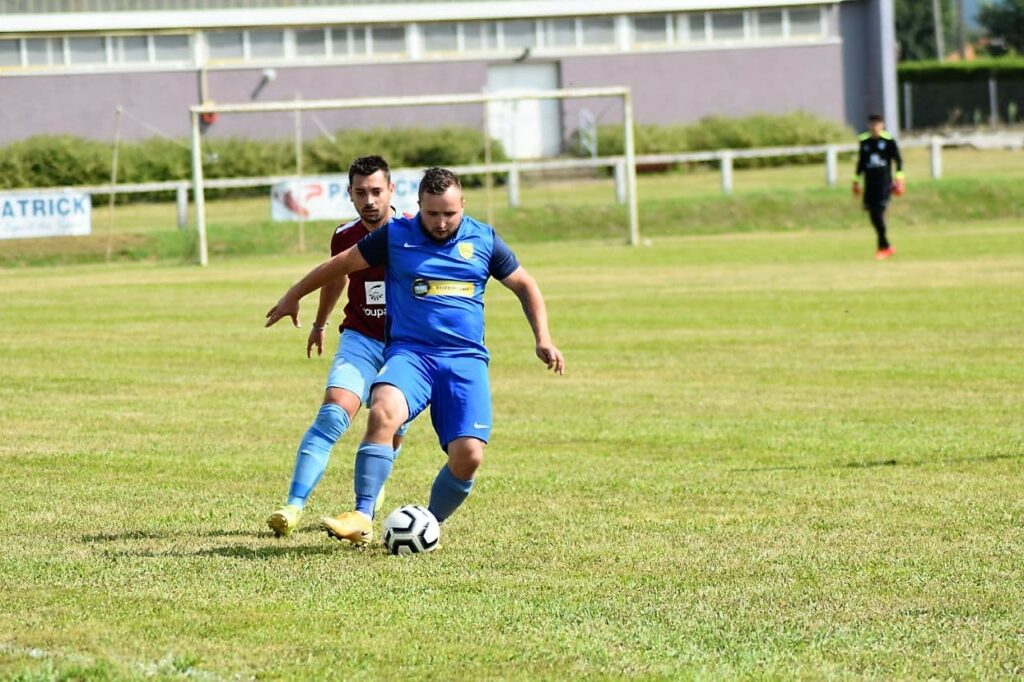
[321,511,373,546]
[267,504,302,538]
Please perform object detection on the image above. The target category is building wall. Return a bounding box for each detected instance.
[559,42,845,133]
[0,42,847,145]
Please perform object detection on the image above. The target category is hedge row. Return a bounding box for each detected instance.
[579,111,851,168]
[0,112,851,191]
[0,127,506,191]
[898,57,1024,82]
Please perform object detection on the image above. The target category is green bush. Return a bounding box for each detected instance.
[899,57,1024,82]
[0,127,506,193]
[578,111,851,168]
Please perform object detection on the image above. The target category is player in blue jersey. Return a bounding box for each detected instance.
[265,156,412,538]
[265,167,564,546]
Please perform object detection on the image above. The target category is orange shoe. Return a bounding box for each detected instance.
[875,247,895,260]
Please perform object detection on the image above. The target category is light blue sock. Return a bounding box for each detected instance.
[286,404,350,508]
[354,442,396,517]
[428,465,474,523]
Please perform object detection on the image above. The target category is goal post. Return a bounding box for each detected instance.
[189,86,639,266]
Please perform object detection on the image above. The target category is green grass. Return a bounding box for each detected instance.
[1,220,1022,679]
[2,146,1022,266]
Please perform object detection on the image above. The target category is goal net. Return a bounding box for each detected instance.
[188,86,639,266]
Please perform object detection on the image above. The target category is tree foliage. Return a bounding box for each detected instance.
[896,0,956,61]
[978,0,1024,54]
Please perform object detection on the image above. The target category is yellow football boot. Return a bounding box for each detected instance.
[266,504,302,538]
[321,511,373,546]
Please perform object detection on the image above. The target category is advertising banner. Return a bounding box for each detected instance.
[0,190,92,240]
[270,172,421,222]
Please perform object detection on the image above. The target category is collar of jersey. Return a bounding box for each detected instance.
[415,214,466,246]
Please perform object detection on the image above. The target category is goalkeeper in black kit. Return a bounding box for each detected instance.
[853,114,904,260]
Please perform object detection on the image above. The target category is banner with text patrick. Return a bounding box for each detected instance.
[0,190,91,240]
[270,172,421,223]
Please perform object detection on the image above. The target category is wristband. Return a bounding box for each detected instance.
[312,321,329,331]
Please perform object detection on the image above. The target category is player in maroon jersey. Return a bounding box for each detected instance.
[267,156,410,537]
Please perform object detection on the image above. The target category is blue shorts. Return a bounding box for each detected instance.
[373,347,491,450]
[327,329,409,437]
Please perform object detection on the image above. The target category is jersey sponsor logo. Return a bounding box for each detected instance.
[364,280,386,304]
[362,307,386,318]
[457,242,474,260]
[412,278,475,297]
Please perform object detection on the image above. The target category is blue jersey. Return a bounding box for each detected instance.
[357,214,520,359]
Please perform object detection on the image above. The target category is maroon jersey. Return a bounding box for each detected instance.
[330,218,387,341]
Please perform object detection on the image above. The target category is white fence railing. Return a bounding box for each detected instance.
[7,131,1016,231]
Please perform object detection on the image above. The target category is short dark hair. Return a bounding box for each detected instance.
[418,167,462,200]
[348,155,391,184]
[867,113,884,124]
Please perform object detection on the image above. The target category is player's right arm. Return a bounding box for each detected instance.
[307,276,346,357]
[853,136,866,195]
[265,245,370,328]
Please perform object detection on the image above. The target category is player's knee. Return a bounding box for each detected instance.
[447,441,484,480]
[367,399,403,432]
[323,388,360,420]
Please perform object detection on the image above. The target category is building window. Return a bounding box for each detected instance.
[710,12,745,40]
[295,29,326,56]
[67,36,107,64]
[424,22,458,53]
[154,34,190,61]
[331,28,350,57]
[546,19,577,48]
[462,22,497,51]
[633,15,668,46]
[756,10,783,38]
[681,13,707,42]
[249,29,285,58]
[25,38,48,65]
[118,35,149,63]
[371,26,405,54]
[580,17,615,46]
[353,27,367,55]
[208,31,244,59]
[0,39,21,66]
[789,8,824,37]
[502,20,537,50]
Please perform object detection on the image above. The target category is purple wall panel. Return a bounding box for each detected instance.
[0,44,847,147]
[558,44,846,141]
[203,61,491,140]
[0,71,199,143]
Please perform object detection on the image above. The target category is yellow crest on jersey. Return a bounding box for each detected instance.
[458,242,474,260]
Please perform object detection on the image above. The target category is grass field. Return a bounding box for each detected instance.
[2,217,1022,679]
[2,146,1022,267]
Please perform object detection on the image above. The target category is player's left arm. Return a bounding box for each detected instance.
[890,137,906,193]
[499,266,565,375]
[265,245,370,328]
[890,137,904,175]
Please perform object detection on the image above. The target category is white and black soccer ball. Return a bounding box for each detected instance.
[382,505,440,555]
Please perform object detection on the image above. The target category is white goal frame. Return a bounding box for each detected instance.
[188,86,639,266]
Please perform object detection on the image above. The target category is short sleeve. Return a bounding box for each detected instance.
[489,232,520,280]
[357,225,389,267]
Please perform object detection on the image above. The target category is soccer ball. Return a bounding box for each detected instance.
[382,505,440,555]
